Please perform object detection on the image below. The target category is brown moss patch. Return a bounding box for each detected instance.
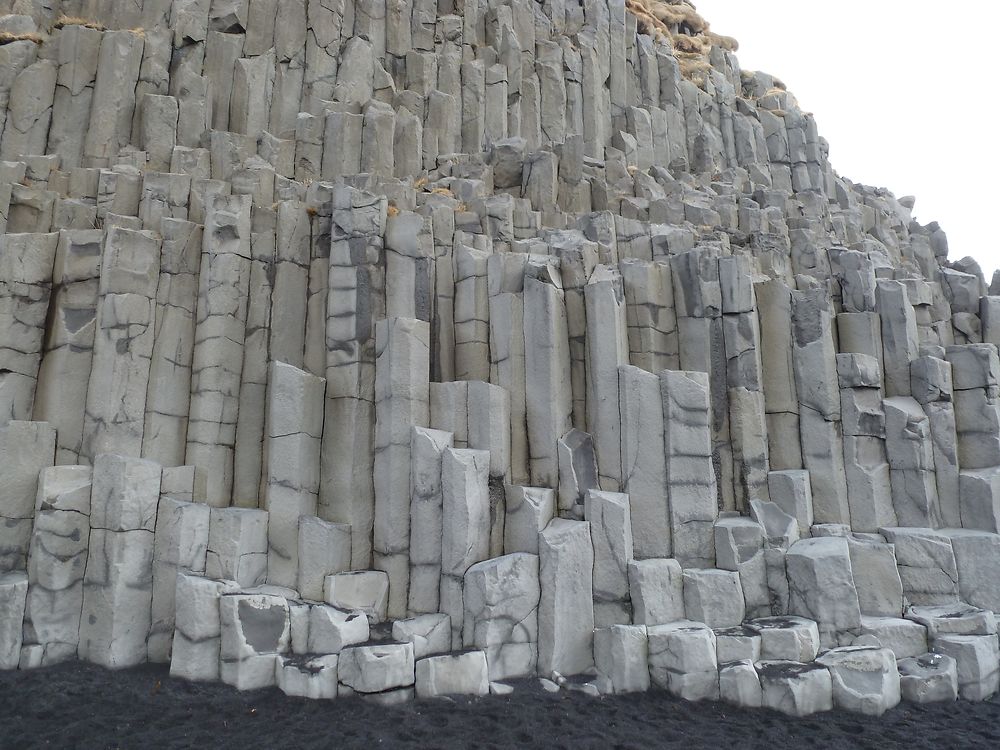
[0,31,44,45]
[53,15,106,31]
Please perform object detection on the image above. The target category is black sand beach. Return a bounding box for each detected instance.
[2,663,999,750]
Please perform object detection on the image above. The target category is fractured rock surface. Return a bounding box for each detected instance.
[1,0,999,716]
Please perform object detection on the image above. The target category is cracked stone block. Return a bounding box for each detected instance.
[628,558,684,626]
[220,593,291,691]
[307,605,370,654]
[859,616,928,660]
[594,624,650,694]
[463,552,539,681]
[932,634,1000,701]
[415,651,490,698]
[338,642,415,694]
[647,621,719,701]
[715,626,762,664]
[748,617,821,662]
[720,660,762,708]
[757,661,833,717]
[905,604,996,640]
[816,645,901,716]
[392,614,452,660]
[323,570,389,624]
[898,653,959,704]
[276,654,339,699]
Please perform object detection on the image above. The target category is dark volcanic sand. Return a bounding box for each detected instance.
[2,663,999,750]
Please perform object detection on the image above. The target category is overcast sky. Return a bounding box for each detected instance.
[694,0,999,279]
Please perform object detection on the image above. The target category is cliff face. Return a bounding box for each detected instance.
[0,0,998,713]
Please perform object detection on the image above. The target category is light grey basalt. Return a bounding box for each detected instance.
[0,0,999,720]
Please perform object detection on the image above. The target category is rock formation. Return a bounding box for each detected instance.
[1,0,998,715]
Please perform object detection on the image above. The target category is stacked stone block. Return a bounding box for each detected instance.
[0,0,999,715]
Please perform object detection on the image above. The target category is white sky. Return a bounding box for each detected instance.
[694,0,1000,279]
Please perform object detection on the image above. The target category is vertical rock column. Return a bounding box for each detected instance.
[82,227,162,460]
[269,201,310,369]
[142,219,202,467]
[586,490,634,627]
[538,518,595,676]
[523,271,573,488]
[661,370,718,568]
[584,265,629,490]
[721,256,770,509]
[384,210,435,323]
[48,24,103,169]
[884,396,941,529]
[440,448,491,649]
[672,249,731,512]
[619,258,679,374]
[837,353,895,531]
[408,427,454,616]
[264,361,326,590]
[489,288,529,485]
[0,572,27,670]
[556,239,599,432]
[185,194,253,506]
[0,421,56,572]
[948,345,1000,531]
[303,189,332,378]
[321,187,387,569]
[877,280,919,398]
[148,492,210,663]
[82,29,144,166]
[618,365,669,559]
[78,454,161,668]
[912,354,961,528]
[32,230,102,464]
[231,214,280,507]
[756,279,802,470]
[791,287,850,524]
[373,318,430,619]
[23,466,92,666]
[454,245,492,382]
[0,232,58,421]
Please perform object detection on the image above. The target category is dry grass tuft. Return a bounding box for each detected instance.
[0,31,44,45]
[678,56,711,78]
[53,15,106,31]
[387,203,400,217]
[625,0,739,84]
[429,186,454,198]
[705,31,738,52]
[413,176,429,190]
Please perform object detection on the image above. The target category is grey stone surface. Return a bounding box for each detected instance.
[749,616,821,662]
[785,537,862,646]
[628,558,685,626]
[816,645,901,716]
[933,634,1000,701]
[898,653,959,704]
[0,0,998,715]
[594,624,650,694]
[648,621,719,701]
[339,642,415,694]
[757,661,833,717]
[538,519,594,677]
